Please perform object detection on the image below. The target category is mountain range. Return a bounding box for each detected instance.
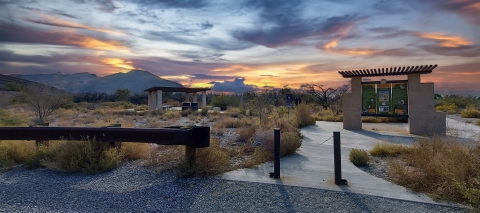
[12,70,184,94]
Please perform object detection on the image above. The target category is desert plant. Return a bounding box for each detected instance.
[349,148,369,166]
[435,103,457,112]
[370,143,410,157]
[121,143,149,160]
[476,120,480,126]
[295,104,316,128]
[41,139,122,175]
[201,107,208,116]
[0,140,36,170]
[0,108,26,126]
[461,110,480,118]
[24,85,71,123]
[388,137,480,207]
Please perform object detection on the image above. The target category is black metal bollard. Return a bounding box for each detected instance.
[274,128,281,178]
[334,131,347,185]
[270,128,281,179]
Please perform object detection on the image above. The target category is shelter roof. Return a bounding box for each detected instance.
[144,86,211,93]
[338,64,437,78]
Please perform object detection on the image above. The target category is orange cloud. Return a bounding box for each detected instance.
[102,58,135,70]
[415,32,471,47]
[62,35,128,51]
[323,24,354,51]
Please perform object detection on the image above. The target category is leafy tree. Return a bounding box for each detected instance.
[115,89,131,102]
[301,84,349,112]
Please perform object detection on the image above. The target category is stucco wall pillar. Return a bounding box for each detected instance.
[192,92,197,103]
[202,91,207,108]
[151,90,157,110]
[408,74,445,136]
[147,91,152,110]
[343,77,362,130]
[156,90,162,110]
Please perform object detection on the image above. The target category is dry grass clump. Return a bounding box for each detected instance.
[362,117,408,123]
[314,109,342,122]
[0,141,36,170]
[34,140,122,175]
[388,137,480,207]
[121,142,149,160]
[476,120,480,126]
[461,109,480,118]
[349,149,369,166]
[182,139,230,176]
[295,104,316,128]
[144,145,185,171]
[163,110,182,120]
[370,142,411,157]
[0,108,27,126]
[236,126,256,143]
[435,103,458,114]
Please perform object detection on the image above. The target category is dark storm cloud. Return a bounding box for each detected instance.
[95,0,117,12]
[128,0,209,9]
[0,50,75,64]
[199,21,213,30]
[130,57,227,76]
[233,0,365,48]
[0,22,128,50]
[211,78,258,93]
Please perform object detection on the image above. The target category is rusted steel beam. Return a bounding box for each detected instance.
[0,126,210,148]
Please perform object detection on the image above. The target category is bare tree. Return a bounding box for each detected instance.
[25,85,70,124]
[301,84,350,113]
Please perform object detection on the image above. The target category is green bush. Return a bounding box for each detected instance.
[349,149,369,166]
[210,95,231,110]
[461,110,480,118]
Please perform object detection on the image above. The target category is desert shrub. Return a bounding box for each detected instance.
[277,106,288,117]
[461,110,480,118]
[295,104,316,128]
[121,143,149,160]
[0,141,36,170]
[164,110,181,119]
[435,103,457,112]
[438,95,478,109]
[134,105,148,111]
[476,120,480,126]
[180,109,193,117]
[123,102,135,109]
[201,107,208,116]
[389,137,480,207]
[25,144,55,169]
[349,149,369,166]
[243,147,269,168]
[314,109,342,122]
[0,108,26,126]
[370,143,411,157]
[144,145,184,171]
[210,95,231,110]
[42,140,121,175]
[176,139,230,176]
[236,126,256,143]
[279,131,302,156]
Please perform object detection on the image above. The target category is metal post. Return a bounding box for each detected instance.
[108,124,122,150]
[274,128,281,179]
[334,131,347,185]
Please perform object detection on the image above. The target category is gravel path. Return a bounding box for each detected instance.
[0,163,471,213]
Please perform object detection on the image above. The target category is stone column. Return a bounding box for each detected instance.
[192,92,197,103]
[147,91,152,110]
[343,77,362,130]
[202,91,207,108]
[408,74,445,136]
[151,91,157,110]
[156,90,162,110]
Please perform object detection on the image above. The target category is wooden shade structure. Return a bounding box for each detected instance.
[338,64,437,78]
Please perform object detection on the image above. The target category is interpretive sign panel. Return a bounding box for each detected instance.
[286,94,293,108]
[361,81,408,116]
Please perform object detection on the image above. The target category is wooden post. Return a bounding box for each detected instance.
[108,124,122,150]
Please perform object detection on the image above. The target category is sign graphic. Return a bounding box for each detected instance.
[286,94,293,108]
[362,82,408,116]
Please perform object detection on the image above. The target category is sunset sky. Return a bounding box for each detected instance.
[0,0,479,94]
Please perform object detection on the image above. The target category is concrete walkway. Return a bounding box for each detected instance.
[220,120,479,204]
